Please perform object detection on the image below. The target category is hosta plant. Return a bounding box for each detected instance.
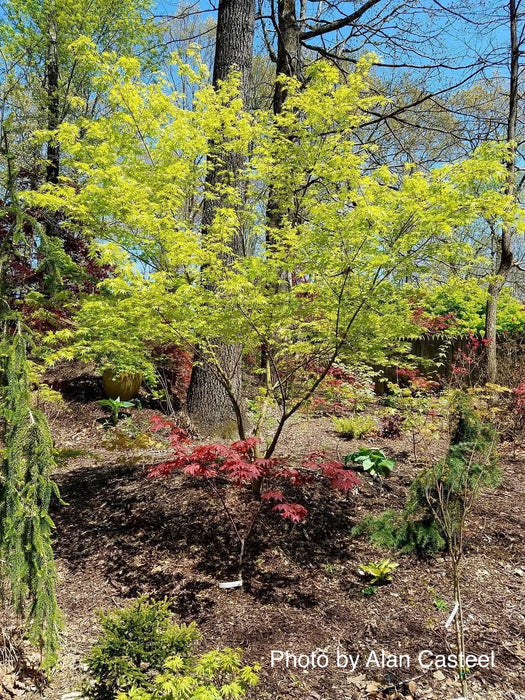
[345,448,395,478]
[358,559,399,585]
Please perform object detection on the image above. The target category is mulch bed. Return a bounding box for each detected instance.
[4,397,524,700]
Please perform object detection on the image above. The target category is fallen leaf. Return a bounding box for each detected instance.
[347,675,367,688]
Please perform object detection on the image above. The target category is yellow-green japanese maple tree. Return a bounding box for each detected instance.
[30,47,519,454]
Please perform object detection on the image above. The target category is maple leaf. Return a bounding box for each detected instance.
[147,460,180,478]
[328,469,361,492]
[183,463,217,478]
[150,414,175,432]
[190,443,232,464]
[273,503,308,522]
[231,437,261,454]
[319,460,361,492]
[275,467,314,485]
[253,457,275,476]
[261,489,285,502]
[318,459,344,475]
[168,427,190,444]
[220,457,264,482]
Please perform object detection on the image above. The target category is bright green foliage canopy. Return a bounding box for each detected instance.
[30,50,521,409]
[416,277,525,333]
[0,0,161,327]
[117,649,259,700]
[0,0,158,185]
[0,0,157,123]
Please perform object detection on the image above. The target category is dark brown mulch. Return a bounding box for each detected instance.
[8,398,525,700]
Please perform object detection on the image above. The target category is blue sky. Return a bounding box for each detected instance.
[153,0,516,89]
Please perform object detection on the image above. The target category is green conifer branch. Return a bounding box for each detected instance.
[0,331,63,670]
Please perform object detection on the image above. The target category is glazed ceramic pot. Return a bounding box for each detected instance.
[102,370,143,400]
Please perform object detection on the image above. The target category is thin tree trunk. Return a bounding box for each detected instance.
[45,8,60,185]
[273,0,302,115]
[484,0,517,383]
[260,0,302,373]
[265,0,302,238]
[452,560,468,699]
[0,130,18,313]
[186,0,255,434]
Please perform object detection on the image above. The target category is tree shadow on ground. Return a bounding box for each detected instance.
[52,460,362,617]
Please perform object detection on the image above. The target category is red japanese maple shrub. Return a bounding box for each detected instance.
[410,306,457,334]
[448,332,490,386]
[0,204,112,332]
[306,364,374,417]
[396,367,439,394]
[147,416,360,578]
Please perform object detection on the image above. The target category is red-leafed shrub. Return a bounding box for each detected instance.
[147,416,360,578]
[306,364,375,417]
[510,382,525,433]
[0,204,112,332]
[149,343,193,410]
[396,367,439,394]
[272,503,308,522]
[381,412,406,438]
[411,306,457,334]
[448,332,490,387]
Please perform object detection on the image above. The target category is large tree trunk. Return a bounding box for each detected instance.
[186,0,255,435]
[212,0,254,98]
[484,0,517,383]
[187,343,245,436]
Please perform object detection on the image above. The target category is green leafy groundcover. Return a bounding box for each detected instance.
[345,448,395,478]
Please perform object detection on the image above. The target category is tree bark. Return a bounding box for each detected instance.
[267,0,302,237]
[212,0,254,99]
[187,343,245,435]
[186,0,255,434]
[260,0,302,373]
[273,0,302,115]
[45,8,60,185]
[484,0,517,383]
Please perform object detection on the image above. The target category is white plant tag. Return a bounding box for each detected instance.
[445,601,460,628]
[218,579,243,589]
